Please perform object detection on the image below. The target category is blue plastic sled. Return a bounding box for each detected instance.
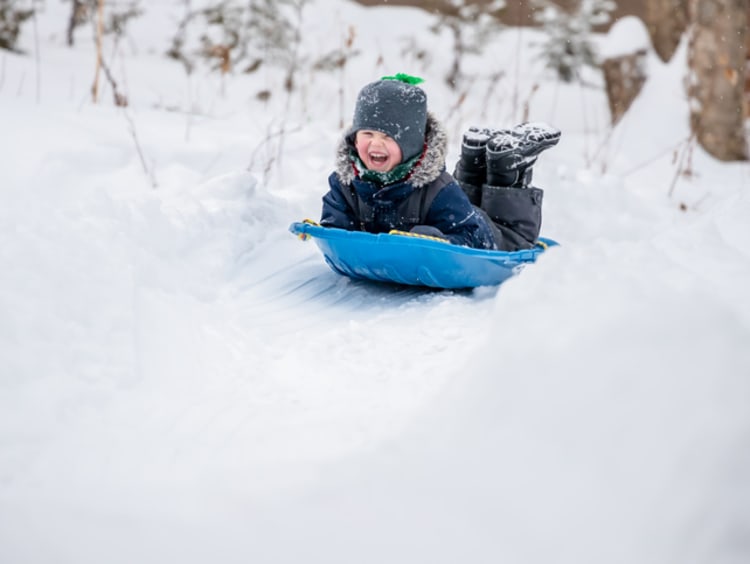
[290,221,557,289]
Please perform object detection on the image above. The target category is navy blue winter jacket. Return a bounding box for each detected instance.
[320,113,496,250]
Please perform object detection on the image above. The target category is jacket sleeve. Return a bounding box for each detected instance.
[320,172,358,230]
[423,182,496,249]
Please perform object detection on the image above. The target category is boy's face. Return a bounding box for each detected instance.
[354,130,402,173]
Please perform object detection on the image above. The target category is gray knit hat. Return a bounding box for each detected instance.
[349,74,428,162]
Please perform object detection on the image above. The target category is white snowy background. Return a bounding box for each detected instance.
[2,1,749,563]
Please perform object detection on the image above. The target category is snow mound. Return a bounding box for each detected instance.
[601,15,652,59]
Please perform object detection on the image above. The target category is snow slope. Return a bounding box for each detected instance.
[1,2,749,563]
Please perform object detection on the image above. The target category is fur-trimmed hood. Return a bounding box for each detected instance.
[334,112,448,189]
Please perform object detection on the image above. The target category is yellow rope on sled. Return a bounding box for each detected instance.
[388,229,450,243]
[297,218,320,241]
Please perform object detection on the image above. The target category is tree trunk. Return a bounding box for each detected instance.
[67,0,88,47]
[602,50,648,124]
[688,0,748,161]
[645,0,689,62]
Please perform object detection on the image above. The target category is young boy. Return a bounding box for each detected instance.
[320,74,560,251]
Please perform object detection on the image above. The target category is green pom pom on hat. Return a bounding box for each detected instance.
[380,73,425,85]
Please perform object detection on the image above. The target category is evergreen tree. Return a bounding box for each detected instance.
[532,0,617,82]
[431,0,506,88]
[0,0,35,53]
[167,0,306,77]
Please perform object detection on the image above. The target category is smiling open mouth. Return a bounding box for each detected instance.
[369,153,388,165]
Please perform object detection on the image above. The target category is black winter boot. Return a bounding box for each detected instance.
[486,122,561,188]
[453,127,495,206]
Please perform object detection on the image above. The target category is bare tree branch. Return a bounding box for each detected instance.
[91,0,104,103]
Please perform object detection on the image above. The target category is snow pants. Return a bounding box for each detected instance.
[458,180,543,252]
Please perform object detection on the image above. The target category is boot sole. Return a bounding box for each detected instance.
[512,122,561,150]
[488,123,561,161]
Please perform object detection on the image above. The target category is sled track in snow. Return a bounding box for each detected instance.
[237,244,470,334]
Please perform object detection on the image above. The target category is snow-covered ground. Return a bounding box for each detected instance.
[1,2,749,563]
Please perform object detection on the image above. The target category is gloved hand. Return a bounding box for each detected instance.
[387,225,450,243]
[409,225,448,240]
